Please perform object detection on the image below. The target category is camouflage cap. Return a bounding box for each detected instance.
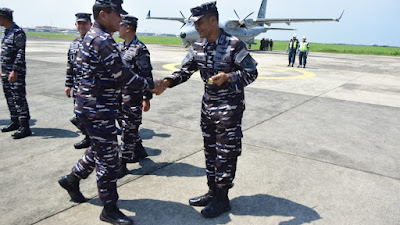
[75,13,92,22]
[95,0,128,15]
[0,7,13,18]
[189,1,218,22]
[120,15,138,27]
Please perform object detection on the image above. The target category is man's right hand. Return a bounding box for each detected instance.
[151,79,170,95]
[65,87,72,98]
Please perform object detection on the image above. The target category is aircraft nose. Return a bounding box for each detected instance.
[180,32,186,39]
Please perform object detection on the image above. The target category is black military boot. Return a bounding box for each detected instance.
[74,136,91,149]
[201,188,231,218]
[100,204,133,225]
[1,118,19,132]
[189,187,216,207]
[116,161,128,179]
[12,120,32,139]
[58,173,87,203]
[132,142,148,162]
[70,116,81,130]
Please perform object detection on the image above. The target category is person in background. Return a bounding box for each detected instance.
[65,13,92,149]
[286,34,299,67]
[298,36,309,68]
[0,7,31,139]
[117,15,154,175]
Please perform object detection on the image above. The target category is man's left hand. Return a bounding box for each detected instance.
[210,72,230,86]
[142,99,150,112]
[8,71,18,82]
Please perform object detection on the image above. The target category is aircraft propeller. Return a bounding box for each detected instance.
[179,11,189,29]
[234,10,254,29]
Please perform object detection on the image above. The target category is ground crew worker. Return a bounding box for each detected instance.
[0,8,31,139]
[269,39,273,51]
[286,34,299,67]
[298,36,309,68]
[152,1,258,218]
[65,13,92,149]
[117,15,154,173]
[259,38,265,50]
[265,38,270,50]
[58,1,151,225]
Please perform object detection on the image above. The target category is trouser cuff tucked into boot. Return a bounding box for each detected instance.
[201,188,231,218]
[189,186,216,207]
[12,119,31,139]
[100,204,133,225]
[58,173,87,203]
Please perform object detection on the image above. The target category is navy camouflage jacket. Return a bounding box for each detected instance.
[167,29,258,107]
[1,22,26,78]
[118,36,154,100]
[74,22,149,119]
[66,36,83,96]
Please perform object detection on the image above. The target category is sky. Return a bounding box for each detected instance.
[1,0,399,47]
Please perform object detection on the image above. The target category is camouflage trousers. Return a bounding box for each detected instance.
[72,115,119,206]
[201,102,244,190]
[1,74,30,121]
[118,92,143,162]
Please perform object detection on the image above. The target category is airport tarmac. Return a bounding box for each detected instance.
[0,37,399,225]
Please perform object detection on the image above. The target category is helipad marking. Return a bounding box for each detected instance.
[162,63,316,80]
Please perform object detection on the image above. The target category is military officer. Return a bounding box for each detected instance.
[152,1,258,218]
[117,15,153,173]
[58,1,151,225]
[0,8,31,139]
[65,12,92,149]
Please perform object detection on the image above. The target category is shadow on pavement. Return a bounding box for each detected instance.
[0,118,37,126]
[31,127,80,139]
[126,158,204,177]
[232,194,321,225]
[89,194,320,225]
[140,128,171,140]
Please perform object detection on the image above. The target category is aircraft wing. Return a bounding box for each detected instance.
[255,10,344,26]
[146,10,186,23]
[265,27,296,31]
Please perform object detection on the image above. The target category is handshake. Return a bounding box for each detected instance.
[151,79,171,95]
[151,72,230,95]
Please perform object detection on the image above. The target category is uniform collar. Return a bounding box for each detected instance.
[4,22,17,34]
[205,28,226,46]
[125,35,138,47]
[93,21,110,34]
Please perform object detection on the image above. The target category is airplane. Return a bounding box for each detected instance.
[146,0,344,48]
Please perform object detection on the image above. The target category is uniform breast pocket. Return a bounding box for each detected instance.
[195,55,207,70]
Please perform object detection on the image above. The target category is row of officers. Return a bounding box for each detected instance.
[1,1,259,225]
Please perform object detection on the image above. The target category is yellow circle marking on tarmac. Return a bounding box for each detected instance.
[162,63,316,80]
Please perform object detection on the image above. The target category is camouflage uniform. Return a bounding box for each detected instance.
[1,22,29,123]
[118,36,153,162]
[72,22,149,206]
[66,36,84,98]
[167,29,258,190]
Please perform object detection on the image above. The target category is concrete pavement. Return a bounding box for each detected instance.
[0,37,399,225]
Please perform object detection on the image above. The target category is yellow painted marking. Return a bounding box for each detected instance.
[162,63,316,80]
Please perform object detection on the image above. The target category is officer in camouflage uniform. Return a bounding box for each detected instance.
[153,1,258,218]
[65,13,92,149]
[0,8,31,139]
[117,15,153,172]
[58,1,150,224]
